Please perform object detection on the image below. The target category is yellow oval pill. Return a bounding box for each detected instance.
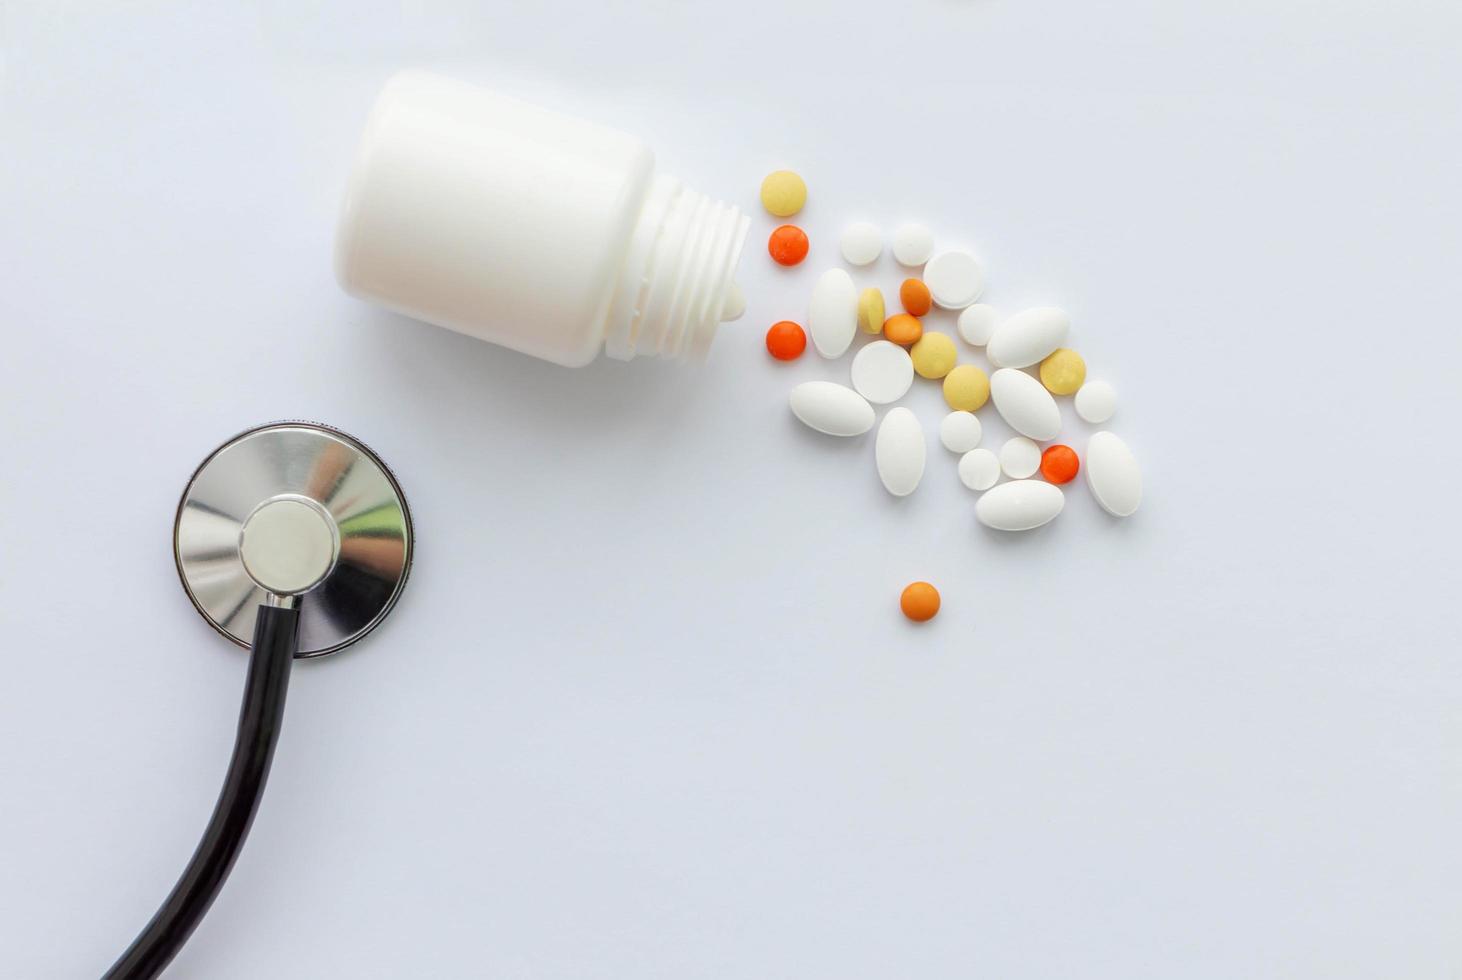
[857,287,885,334]
[760,170,807,217]
[1039,348,1087,395]
[943,364,990,411]
[910,332,957,379]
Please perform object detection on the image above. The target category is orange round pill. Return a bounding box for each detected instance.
[768,224,809,266]
[765,320,807,360]
[1040,444,1080,484]
[883,313,923,346]
[899,278,932,316]
[900,581,941,622]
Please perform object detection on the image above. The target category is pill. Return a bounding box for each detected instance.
[986,307,1070,368]
[760,170,807,217]
[1039,348,1086,395]
[942,364,990,412]
[990,368,1062,441]
[922,250,985,308]
[976,480,1065,531]
[958,448,1001,491]
[939,411,983,453]
[850,340,914,404]
[765,320,807,360]
[1085,432,1142,517]
[768,224,810,266]
[857,287,885,334]
[899,278,932,316]
[891,223,934,266]
[840,222,882,266]
[1040,444,1080,484]
[883,313,923,346]
[910,331,957,379]
[900,581,941,622]
[999,437,1041,479]
[789,381,875,436]
[720,282,746,322]
[875,407,925,497]
[808,268,858,358]
[956,304,999,347]
[1074,379,1117,423]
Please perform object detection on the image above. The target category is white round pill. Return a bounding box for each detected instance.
[957,448,1000,491]
[839,222,882,266]
[999,436,1041,479]
[1074,379,1117,423]
[956,304,999,347]
[850,340,914,404]
[938,411,983,453]
[891,223,934,266]
[922,250,985,309]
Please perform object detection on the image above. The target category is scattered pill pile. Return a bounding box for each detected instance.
[756,169,1146,623]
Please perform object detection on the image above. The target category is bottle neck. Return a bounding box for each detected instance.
[603,175,749,361]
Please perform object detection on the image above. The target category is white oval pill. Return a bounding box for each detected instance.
[990,368,1062,441]
[986,307,1070,369]
[891,223,934,266]
[999,436,1041,479]
[840,221,882,266]
[939,411,983,453]
[922,249,985,309]
[1075,379,1117,423]
[957,448,1000,491]
[789,381,875,436]
[850,340,914,404]
[976,480,1065,531]
[1085,431,1142,517]
[875,407,925,497]
[956,304,1000,347]
[808,268,858,358]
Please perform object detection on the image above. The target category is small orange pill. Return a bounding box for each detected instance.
[768,224,809,266]
[1040,444,1080,484]
[883,313,923,346]
[899,278,932,316]
[900,581,941,622]
[765,320,807,360]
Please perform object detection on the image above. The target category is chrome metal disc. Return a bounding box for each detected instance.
[175,422,413,657]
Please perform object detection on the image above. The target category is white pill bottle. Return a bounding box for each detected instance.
[335,71,749,367]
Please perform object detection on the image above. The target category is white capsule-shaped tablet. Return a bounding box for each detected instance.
[875,407,925,497]
[990,368,1062,441]
[999,436,1041,479]
[1085,431,1142,517]
[808,268,858,358]
[958,448,1000,491]
[840,222,882,266]
[956,304,1000,347]
[850,340,914,404]
[789,381,875,436]
[976,480,1065,531]
[986,307,1070,369]
[939,411,983,453]
[891,223,934,266]
[922,249,985,309]
[1075,379,1117,423]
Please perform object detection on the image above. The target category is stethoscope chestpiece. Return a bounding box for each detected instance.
[174,421,413,657]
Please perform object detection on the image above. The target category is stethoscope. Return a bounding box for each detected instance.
[104,421,413,979]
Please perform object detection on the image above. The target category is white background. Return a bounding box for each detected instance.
[2,2,1460,977]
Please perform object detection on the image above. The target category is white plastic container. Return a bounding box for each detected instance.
[335,71,749,366]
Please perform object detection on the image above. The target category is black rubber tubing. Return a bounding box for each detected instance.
[103,603,300,980]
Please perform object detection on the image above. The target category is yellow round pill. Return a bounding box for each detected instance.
[942,364,990,411]
[857,287,885,334]
[1039,348,1087,395]
[910,332,957,379]
[759,170,807,217]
